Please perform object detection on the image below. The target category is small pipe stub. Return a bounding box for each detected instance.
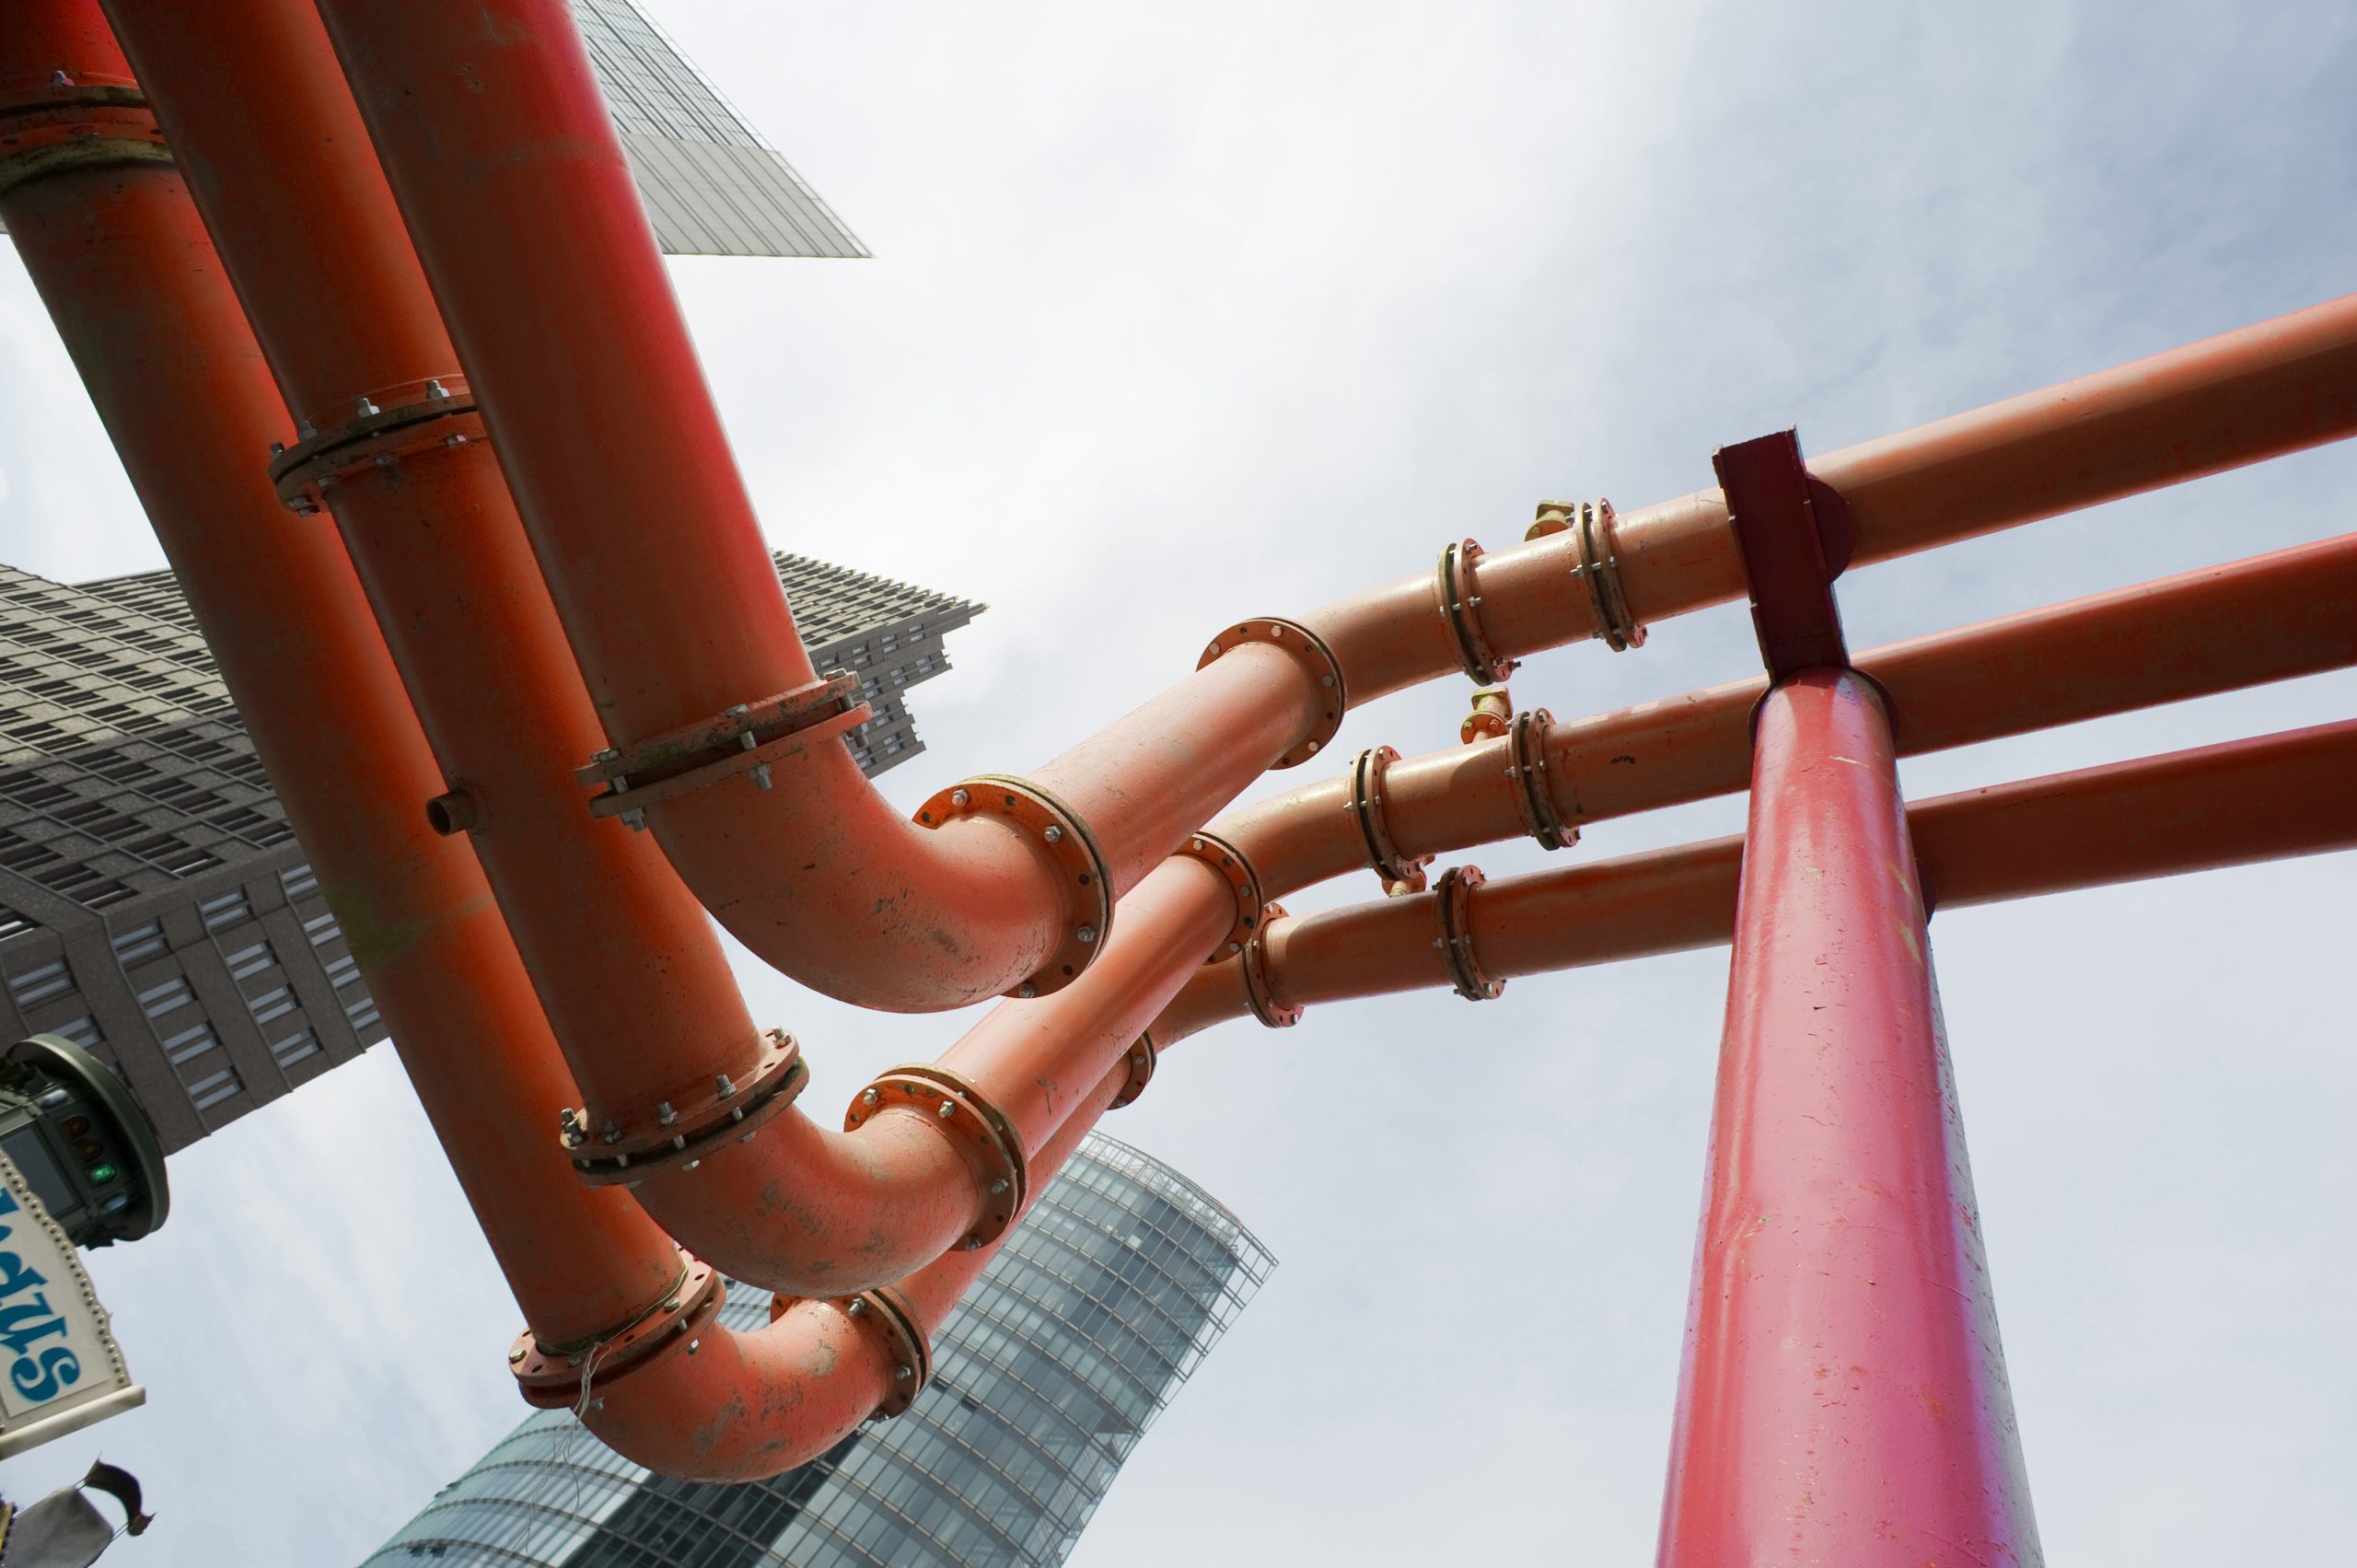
[1461,684,1514,744]
[269,375,487,514]
[580,673,871,820]
[915,774,1111,998]
[424,787,479,837]
[1432,865,1504,1001]
[1529,499,1646,653]
[511,1257,724,1408]
[565,1028,807,1185]
[844,1063,1028,1250]
[1196,618,1345,768]
[1240,905,1301,1029]
[1110,1030,1157,1109]
[1434,540,1518,683]
[1347,746,1432,895]
[768,1284,934,1421]
[1504,709,1576,851]
[1174,831,1264,959]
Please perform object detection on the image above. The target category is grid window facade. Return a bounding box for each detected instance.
[3,550,976,1155]
[361,1133,1272,1567]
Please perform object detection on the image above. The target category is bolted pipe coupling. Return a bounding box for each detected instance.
[1432,865,1504,1000]
[1173,831,1265,960]
[1528,499,1646,653]
[769,1284,934,1420]
[1110,1030,1158,1109]
[1240,904,1303,1028]
[844,1064,1028,1251]
[1197,618,1346,767]
[1348,746,1432,894]
[564,1028,807,1185]
[0,80,171,200]
[510,1255,725,1408]
[914,774,1111,999]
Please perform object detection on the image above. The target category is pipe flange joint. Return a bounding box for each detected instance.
[1240,904,1302,1029]
[1504,708,1576,851]
[565,1028,807,1186]
[1196,618,1345,769]
[1432,865,1503,1001]
[1110,1030,1158,1109]
[1434,539,1518,683]
[580,674,872,826]
[268,377,487,514]
[0,86,169,199]
[1529,498,1645,653]
[845,1063,1029,1250]
[1348,746,1432,894]
[915,774,1111,998]
[768,1284,934,1421]
[510,1256,725,1409]
[1174,831,1264,960]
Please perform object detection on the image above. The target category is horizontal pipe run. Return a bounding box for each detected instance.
[1155,718,2357,1041]
[1223,531,2357,901]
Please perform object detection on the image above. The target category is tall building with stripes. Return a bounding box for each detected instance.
[362,1133,1273,1568]
[0,557,979,1152]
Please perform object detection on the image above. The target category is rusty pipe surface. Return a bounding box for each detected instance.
[0,0,678,1343]
[1223,531,2357,901]
[581,1060,1129,1482]
[1156,717,2357,1041]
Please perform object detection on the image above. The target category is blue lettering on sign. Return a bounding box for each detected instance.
[0,1183,83,1406]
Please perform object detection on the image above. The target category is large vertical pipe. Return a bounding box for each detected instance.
[1657,671,2038,1564]
[0,0,677,1341]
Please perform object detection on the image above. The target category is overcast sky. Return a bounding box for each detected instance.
[2,0,2353,1562]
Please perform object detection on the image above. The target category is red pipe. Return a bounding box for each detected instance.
[1659,670,2038,1562]
[1223,531,2357,900]
[0,1,676,1344]
[1154,717,2357,1041]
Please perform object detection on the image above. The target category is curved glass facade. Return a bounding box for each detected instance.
[363,1132,1272,1567]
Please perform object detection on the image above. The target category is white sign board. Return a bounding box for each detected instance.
[0,1152,142,1458]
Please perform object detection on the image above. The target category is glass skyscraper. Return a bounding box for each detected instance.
[362,1133,1273,1567]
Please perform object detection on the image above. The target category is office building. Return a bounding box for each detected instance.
[362,1132,1274,1567]
[0,556,980,1154]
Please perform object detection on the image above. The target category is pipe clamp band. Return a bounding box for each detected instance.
[0,90,168,198]
[1504,709,1576,851]
[510,1256,724,1408]
[582,674,871,822]
[1433,865,1504,1000]
[269,379,487,512]
[566,1028,807,1185]
[1529,499,1646,652]
[1347,745,1431,893]
[845,1064,1028,1250]
[1434,540,1517,682]
[1196,618,1345,768]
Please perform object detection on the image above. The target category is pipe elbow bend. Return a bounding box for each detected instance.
[582,1294,894,1483]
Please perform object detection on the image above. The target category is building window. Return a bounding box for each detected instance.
[343,993,380,1033]
[6,958,73,1007]
[110,921,167,966]
[280,862,319,900]
[247,986,297,1026]
[223,939,275,980]
[199,888,251,930]
[137,973,192,1017]
[187,1064,243,1111]
[160,1019,218,1066]
[321,953,361,990]
[269,1028,320,1069]
[49,1016,100,1050]
[303,910,341,947]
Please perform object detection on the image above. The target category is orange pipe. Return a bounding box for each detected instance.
[0,1,674,1344]
[1158,718,2357,1040]
[1225,531,2357,900]
[582,1061,1130,1482]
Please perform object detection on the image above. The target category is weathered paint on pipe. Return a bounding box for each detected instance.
[1657,669,2039,1563]
[1223,531,2357,902]
[0,0,677,1343]
[1155,717,2357,1040]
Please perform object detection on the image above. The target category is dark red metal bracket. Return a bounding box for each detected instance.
[1713,429,1857,680]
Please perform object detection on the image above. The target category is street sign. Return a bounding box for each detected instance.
[0,1152,142,1459]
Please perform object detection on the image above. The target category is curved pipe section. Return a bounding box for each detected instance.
[1221,530,2357,902]
[1155,716,2357,1042]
